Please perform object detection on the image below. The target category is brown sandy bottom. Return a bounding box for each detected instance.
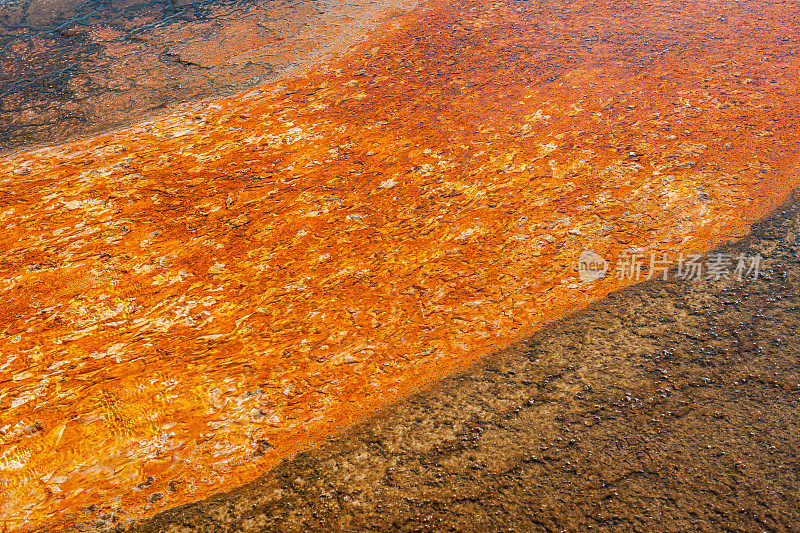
[118,195,800,532]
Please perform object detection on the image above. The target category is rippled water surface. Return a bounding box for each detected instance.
[0,0,798,530]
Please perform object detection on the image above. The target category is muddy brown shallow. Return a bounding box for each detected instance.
[107,196,800,532]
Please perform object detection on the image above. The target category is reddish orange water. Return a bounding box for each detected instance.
[1,0,799,529]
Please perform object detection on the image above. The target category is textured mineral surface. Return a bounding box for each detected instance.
[131,195,800,533]
[0,0,798,529]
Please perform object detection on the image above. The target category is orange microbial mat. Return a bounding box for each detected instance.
[1,0,799,529]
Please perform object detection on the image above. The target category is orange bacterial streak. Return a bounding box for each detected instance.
[1,0,799,529]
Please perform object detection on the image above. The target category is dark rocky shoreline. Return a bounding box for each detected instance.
[105,193,800,532]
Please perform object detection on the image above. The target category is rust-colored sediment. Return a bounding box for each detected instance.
[1,0,799,529]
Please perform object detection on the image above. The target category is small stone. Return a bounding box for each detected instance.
[136,476,155,490]
[254,439,274,457]
[25,421,43,435]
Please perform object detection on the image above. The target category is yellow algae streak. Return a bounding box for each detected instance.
[1,0,799,529]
